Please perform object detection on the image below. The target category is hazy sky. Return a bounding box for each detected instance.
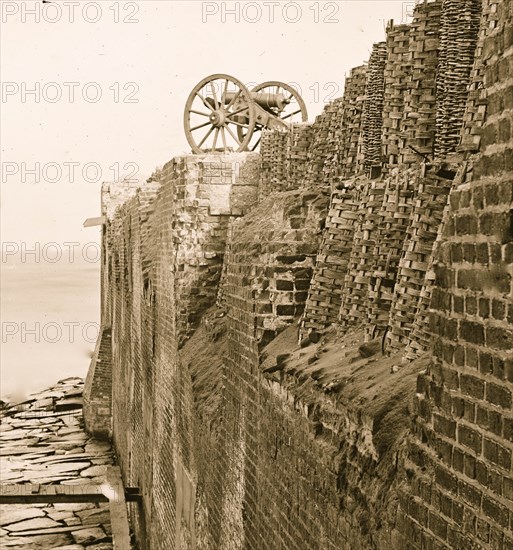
[1,0,412,247]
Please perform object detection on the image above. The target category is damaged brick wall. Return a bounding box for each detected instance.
[96,154,258,549]
[201,188,423,549]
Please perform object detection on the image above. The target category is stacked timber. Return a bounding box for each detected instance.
[402,158,470,361]
[386,165,453,353]
[366,167,417,338]
[259,128,288,200]
[286,123,314,189]
[402,202,450,361]
[458,0,498,152]
[339,66,367,180]
[362,42,387,171]
[301,179,362,334]
[304,107,332,188]
[382,22,411,169]
[339,178,386,326]
[435,0,482,158]
[398,0,442,166]
[321,98,345,188]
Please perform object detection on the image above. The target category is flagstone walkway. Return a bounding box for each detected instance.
[0,378,117,549]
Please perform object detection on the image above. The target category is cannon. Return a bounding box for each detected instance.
[184,73,308,153]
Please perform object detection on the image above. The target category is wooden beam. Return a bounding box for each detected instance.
[106,466,132,550]
[83,216,106,227]
[0,483,109,504]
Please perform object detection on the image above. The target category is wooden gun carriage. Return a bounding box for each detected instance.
[184,73,308,153]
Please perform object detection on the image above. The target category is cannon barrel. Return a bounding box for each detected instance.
[223,91,290,111]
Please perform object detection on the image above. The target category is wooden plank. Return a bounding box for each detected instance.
[0,483,108,504]
[83,216,106,227]
[106,466,131,550]
[8,524,101,537]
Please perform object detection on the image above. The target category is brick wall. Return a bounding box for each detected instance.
[399,0,513,547]
[89,154,258,549]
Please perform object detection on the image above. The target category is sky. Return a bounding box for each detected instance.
[1,0,413,246]
[0,0,415,400]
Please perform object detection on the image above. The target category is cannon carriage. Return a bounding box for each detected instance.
[184,73,308,153]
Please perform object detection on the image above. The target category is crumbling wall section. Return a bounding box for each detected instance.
[223,188,327,344]
[171,153,259,345]
[83,327,112,439]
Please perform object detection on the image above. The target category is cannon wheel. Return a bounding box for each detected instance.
[184,74,256,153]
[238,81,308,151]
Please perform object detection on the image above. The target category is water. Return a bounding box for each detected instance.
[1,259,100,402]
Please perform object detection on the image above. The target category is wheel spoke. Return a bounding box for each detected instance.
[226,88,242,110]
[196,91,215,113]
[210,81,219,110]
[190,109,210,117]
[221,126,227,150]
[282,109,302,121]
[251,135,262,151]
[211,127,220,151]
[224,124,241,145]
[227,106,249,119]
[191,121,212,132]
[198,125,215,148]
[222,79,229,106]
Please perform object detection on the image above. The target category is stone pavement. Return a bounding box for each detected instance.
[0,378,116,549]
